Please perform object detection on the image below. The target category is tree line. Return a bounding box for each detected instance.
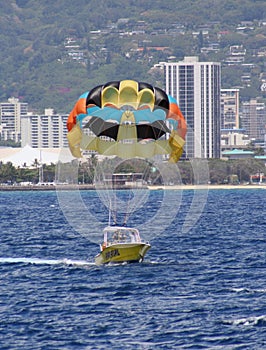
[0,157,265,186]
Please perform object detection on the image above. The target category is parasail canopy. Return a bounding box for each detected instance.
[67,80,186,162]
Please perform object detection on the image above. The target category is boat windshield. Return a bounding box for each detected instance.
[104,228,141,244]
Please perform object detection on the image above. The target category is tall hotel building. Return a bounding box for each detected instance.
[221,89,240,129]
[241,99,266,141]
[0,97,28,142]
[21,109,69,148]
[163,56,221,158]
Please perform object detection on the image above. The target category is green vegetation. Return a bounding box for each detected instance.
[0,161,55,184]
[0,0,265,113]
[0,140,21,148]
[0,158,265,185]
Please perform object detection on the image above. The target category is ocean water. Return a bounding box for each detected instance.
[0,188,266,349]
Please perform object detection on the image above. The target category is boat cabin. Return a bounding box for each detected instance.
[101,226,141,250]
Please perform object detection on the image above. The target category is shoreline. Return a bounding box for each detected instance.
[0,184,265,191]
[147,184,266,190]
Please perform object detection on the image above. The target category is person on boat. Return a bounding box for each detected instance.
[113,231,119,242]
[129,231,136,243]
[121,232,127,242]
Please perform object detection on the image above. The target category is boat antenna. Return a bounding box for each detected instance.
[111,175,118,225]
[108,206,111,226]
[109,199,117,226]
[123,194,130,226]
[123,175,134,226]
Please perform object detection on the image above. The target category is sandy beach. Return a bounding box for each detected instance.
[147,184,266,190]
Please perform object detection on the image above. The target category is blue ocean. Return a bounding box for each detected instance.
[0,188,266,349]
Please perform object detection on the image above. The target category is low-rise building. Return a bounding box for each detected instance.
[222,149,254,159]
[221,128,250,149]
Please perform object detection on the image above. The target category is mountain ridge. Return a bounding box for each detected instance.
[0,0,265,112]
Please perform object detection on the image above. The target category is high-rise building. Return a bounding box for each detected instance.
[163,56,221,158]
[221,89,240,129]
[21,109,69,148]
[0,97,28,142]
[241,99,266,142]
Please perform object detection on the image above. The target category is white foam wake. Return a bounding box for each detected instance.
[0,257,95,267]
[223,315,266,326]
[232,287,266,293]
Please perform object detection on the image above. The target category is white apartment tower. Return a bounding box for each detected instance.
[164,56,221,158]
[221,89,240,129]
[21,109,69,148]
[0,97,28,142]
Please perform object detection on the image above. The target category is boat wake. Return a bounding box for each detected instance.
[0,257,95,267]
[231,287,266,294]
[223,315,266,327]
[0,257,168,268]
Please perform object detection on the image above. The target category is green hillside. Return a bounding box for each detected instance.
[0,0,265,113]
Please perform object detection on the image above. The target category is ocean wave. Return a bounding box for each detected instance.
[232,287,266,293]
[223,315,266,327]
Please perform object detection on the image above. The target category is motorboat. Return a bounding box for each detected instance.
[95,226,151,265]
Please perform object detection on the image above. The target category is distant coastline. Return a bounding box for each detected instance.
[0,184,265,191]
[148,184,266,190]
